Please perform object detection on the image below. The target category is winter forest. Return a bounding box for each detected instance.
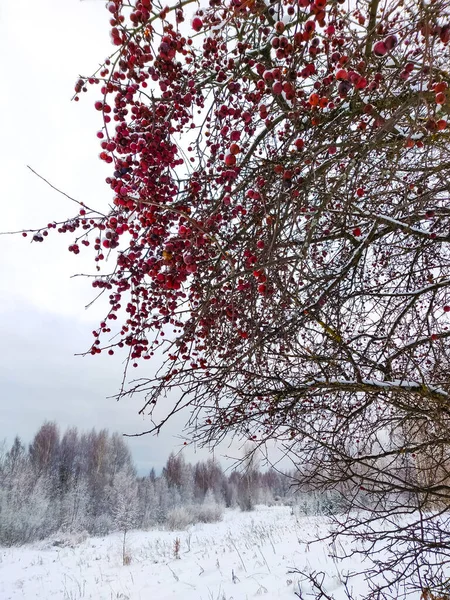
[0,422,308,546]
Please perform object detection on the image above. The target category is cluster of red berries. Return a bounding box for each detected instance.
[21,0,450,385]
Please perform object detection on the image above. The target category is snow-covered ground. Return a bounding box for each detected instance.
[0,506,367,600]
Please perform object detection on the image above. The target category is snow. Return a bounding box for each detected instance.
[0,506,368,600]
[282,376,449,400]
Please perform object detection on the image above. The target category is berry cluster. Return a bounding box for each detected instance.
[23,0,450,440]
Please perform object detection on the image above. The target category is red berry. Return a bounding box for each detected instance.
[224,153,236,166]
[444,306,450,312]
[353,227,362,237]
[440,25,450,44]
[373,41,388,56]
[338,81,352,97]
[355,77,368,90]
[434,82,448,93]
[304,21,315,35]
[336,69,348,80]
[384,35,397,50]
[273,82,283,94]
[192,17,203,32]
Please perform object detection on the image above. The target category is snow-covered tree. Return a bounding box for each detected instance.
[112,469,138,565]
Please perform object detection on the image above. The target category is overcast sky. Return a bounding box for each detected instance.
[0,0,245,474]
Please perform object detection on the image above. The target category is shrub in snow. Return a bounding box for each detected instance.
[48,529,89,548]
[193,500,223,524]
[166,498,224,530]
[166,506,195,531]
[294,490,349,516]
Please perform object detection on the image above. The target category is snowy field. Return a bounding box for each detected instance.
[0,506,372,600]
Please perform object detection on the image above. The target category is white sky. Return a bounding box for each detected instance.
[0,0,225,474]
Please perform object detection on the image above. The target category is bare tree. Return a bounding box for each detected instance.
[112,469,138,565]
[29,422,60,479]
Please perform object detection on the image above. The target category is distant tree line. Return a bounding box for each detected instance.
[0,422,298,546]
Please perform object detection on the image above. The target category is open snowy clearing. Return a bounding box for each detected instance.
[0,506,373,600]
